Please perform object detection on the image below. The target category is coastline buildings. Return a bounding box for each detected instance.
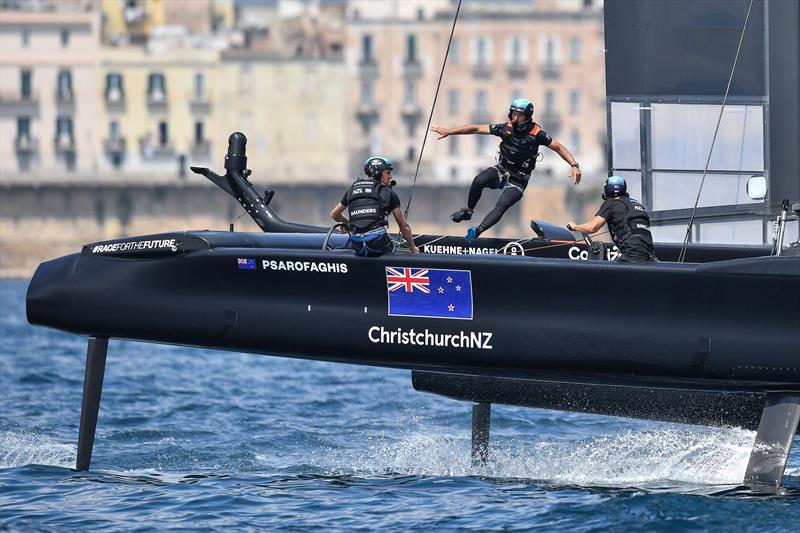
[0,10,101,180]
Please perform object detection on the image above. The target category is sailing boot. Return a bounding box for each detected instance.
[450,207,473,223]
[466,225,483,243]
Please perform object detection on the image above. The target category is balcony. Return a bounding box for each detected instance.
[190,139,211,157]
[358,58,379,79]
[54,133,75,153]
[471,63,492,79]
[140,137,174,160]
[56,89,74,105]
[189,92,212,113]
[541,62,561,81]
[471,110,492,124]
[147,90,168,109]
[104,137,127,155]
[0,91,39,111]
[14,135,38,154]
[507,63,528,79]
[105,88,125,109]
[401,102,422,120]
[402,59,423,80]
[538,111,562,135]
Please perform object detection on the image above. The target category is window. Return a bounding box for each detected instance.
[109,120,120,139]
[17,117,31,139]
[404,81,416,105]
[417,8,424,21]
[448,136,458,156]
[569,89,580,116]
[105,73,124,101]
[476,89,487,113]
[476,37,487,66]
[193,72,205,99]
[21,29,30,47]
[60,29,70,48]
[158,121,169,146]
[360,80,373,104]
[570,130,580,156]
[194,122,204,144]
[407,146,416,162]
[450,38,459,64]
[57,70,72,100]
[542,36,559,65]
[56,116,73,139]
[20,69,31,99]
[544,90,555,113]
[406,34,417,63]
[448,89,460,115]
[362,34,373,62]
[148,73,166,102]
[570,37,581,64]
[477,135,490,155]
[511,37,522,65]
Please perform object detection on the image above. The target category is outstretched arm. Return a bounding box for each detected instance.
[431,124,491,139]
[567,216,606,235]
[392,207,419,253]
[546,138,581,185]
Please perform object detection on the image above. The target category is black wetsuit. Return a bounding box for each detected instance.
[468,122,552,233]
[596,197,657,263]
[341,178,400,256]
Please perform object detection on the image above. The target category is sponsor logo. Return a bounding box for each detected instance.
[568,245,620,261]
[237,258,256,270]
[368,326,493,350]
[500,241,525,256]
[422,244,500,255]
[350,207,377,216]
[385,267,473,320]
[262,259,348,274]
[91,238,178,254]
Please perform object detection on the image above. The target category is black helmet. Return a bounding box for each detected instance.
[603,176,628,199]
[508,98,534,133]
[363,156,393,179]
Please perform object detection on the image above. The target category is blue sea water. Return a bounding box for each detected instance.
[1,279,798,531]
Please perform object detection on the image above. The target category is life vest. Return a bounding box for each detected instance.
[497,121,543,175]
[611,197,653,248]
[346,178,385,232]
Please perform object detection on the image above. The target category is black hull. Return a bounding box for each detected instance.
[27,230,800,392]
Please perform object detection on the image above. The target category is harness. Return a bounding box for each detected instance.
[497,121,543,177]
[346,178,385,232]
[612,197,653,248]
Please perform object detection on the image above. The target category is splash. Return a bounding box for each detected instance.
[0,430,75,469]
[314,425,757,487]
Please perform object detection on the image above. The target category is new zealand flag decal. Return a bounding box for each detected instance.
[237,257,256,270]
[385,267,473,320]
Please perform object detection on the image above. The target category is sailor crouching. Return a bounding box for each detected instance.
[568,176,658,263]
[330,156,419,257]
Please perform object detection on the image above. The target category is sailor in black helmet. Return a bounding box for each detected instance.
[431,98,581,242]
[568,176,658,263]
[330,156,419,256]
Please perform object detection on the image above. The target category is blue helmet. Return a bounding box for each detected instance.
[603,176,628,199]
[363,156,393,179]
[508,98,534,120]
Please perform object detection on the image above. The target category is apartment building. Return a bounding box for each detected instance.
[216,49,348,183]
[344,0,606,184]
[98,44,219,178]
[0,11,101,181]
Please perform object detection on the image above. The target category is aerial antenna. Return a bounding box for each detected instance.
[678,0,754,262]
[403,0,462,220]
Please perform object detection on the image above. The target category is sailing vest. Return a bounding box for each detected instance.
[497,122,543,176]
[346,178,386,232]
[611,197,653,248]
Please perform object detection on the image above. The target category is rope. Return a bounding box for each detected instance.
[678,0,754,263]
[403,0,462,220]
